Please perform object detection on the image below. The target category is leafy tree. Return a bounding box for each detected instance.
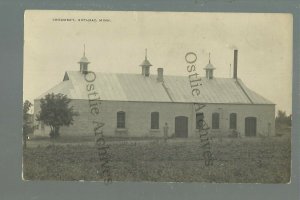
[36,93,78,138]
[275,110,292,127]
[23,100,33,148]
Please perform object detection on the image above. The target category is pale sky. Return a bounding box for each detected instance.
[24,10,293,114]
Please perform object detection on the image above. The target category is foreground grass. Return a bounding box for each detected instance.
[23,135,290,183]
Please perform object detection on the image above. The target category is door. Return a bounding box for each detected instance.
[245,117,257,137]
[175,116,188,138]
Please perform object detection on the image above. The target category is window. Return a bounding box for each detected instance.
[117,111,126,128]
[151,112,159,129]
[196,113,204,129]
[229,113,237,129]
[212,113,220,129]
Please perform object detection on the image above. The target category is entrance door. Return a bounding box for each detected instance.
[175,116,188,138]
[245,117,257,137]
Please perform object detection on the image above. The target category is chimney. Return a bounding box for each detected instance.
[233,49,238,79]
[157,68,164,82]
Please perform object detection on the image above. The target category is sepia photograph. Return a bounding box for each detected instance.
[23,10,292,183]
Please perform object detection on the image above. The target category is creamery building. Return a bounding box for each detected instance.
[33,49,275,138]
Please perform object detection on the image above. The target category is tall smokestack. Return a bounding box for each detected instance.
[233,49,238,79]
[157,68,164,82]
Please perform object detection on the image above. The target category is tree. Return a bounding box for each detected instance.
[36,93,78,138]
[23,100,33,148]
[275,110,292,128]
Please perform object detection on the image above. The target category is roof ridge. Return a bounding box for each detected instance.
[66,71,236,78]
[235,79,254,104]
[237,79,274,104]
[161,82,174,102]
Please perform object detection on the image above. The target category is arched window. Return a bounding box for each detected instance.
[151,112,159,129]
[212,113,220,129]
[117,111,126,128]
[229,113,237,129]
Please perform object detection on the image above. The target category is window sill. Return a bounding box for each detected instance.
[115,128,127,132]
[115,128,128,135]
[149,129,160,133]
[194,129,209,132]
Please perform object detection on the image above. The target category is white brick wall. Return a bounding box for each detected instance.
[191,103,275,137]
[33,99,275,138]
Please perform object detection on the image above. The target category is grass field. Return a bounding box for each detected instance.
[23,132,291,183]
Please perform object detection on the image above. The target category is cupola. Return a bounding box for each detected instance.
[203,53,216,80]
[140,49,152,77]
[78,45,90,74]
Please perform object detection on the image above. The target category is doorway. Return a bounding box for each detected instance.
[175,116,188,138]
[245,117,257,137]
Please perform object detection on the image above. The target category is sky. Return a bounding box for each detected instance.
[24,10,293,114]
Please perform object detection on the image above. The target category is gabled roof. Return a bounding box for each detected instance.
[36,71,274,105]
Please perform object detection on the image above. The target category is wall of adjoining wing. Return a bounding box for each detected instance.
[33,100,193,137]
[192,103,275,137]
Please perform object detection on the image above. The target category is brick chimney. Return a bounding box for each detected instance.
[233,49,238,79]
[157,68,164,82]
